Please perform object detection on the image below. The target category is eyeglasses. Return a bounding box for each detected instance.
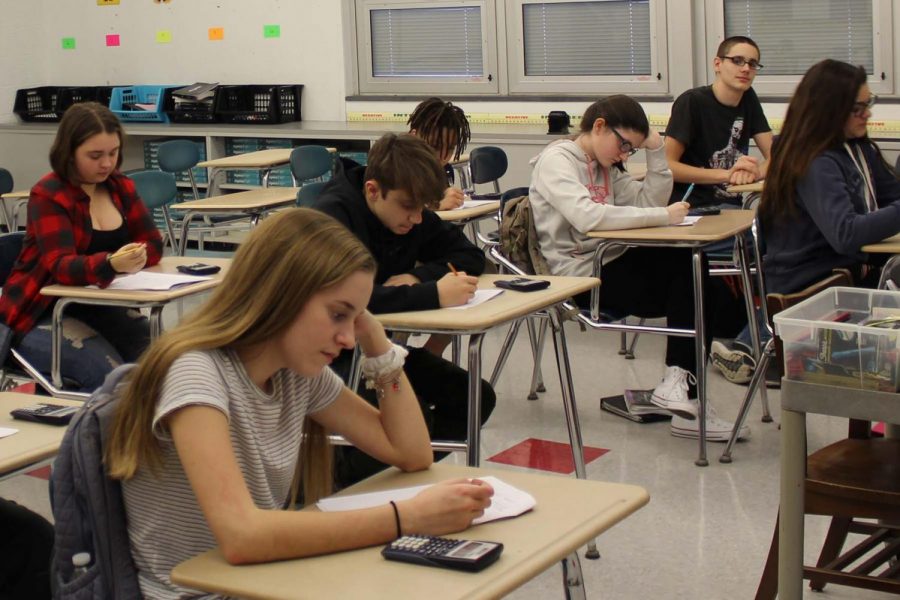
[719,55,764,71]
[610,128,639,156]
[851,94,877,117]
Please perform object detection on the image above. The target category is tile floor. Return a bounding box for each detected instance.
[1,294,894,599]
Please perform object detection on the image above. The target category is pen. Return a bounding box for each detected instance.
[447,262,459,276]
[680,183,695,204]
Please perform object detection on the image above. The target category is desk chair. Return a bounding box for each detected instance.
[755,416,900,598]
[157,140,202,201]
[130,170,179,251]
[0,168,25,233]
[289,145,333,187]
[296,181,328,208]
[468,146,507,199]
[0,232,84,399]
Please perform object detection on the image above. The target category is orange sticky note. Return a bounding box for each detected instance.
[208,27,224,41]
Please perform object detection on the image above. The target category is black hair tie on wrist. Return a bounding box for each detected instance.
[389,500,402,538]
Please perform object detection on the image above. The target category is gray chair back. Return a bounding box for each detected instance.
[0,168,13,196]
[297,181,328,207]
[290,145,333,185]
[158,140,201,200]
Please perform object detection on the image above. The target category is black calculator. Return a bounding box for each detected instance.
[10,403,78,426]
[382,535,503,572]
[687,205,721,217]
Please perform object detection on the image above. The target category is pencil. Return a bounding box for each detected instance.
[447,262,459,276]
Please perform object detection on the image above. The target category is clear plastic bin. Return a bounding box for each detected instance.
[774,286,900,391]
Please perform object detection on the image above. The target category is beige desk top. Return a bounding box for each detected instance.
[41,256,231,303]
[376,274,598,332]
[171,463,649,600]
[0,393,83,476]
[1,189,30,200]
[726,180,765,194]
[861,232,900,254]
[171,187,299,212]
[586,209,754,243]
[435,201,499,222]
[197,147,337,169]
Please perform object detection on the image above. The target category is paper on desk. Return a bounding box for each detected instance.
[316,476,535,525]
[673,216,703,227]
[452,199,498,210]
[0,427,18,439]
[447,288,504,310]
[100,271,212,291]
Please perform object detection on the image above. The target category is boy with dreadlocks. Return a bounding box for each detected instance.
[407,97,472,210]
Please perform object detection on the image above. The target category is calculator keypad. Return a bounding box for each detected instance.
[389,535,461,556]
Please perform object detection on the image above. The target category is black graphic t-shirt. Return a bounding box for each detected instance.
[666,85,771,207]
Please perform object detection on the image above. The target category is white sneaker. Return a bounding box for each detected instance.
[651,366,699,420]
[670,404,751,442]
[710,340,756,384]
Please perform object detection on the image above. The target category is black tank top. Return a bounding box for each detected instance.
[86,222,130,255]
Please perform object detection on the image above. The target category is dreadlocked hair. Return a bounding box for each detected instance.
[407,97,471,162]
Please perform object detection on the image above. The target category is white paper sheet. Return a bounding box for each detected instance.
[447,288,504,310]
[0,427,18,439]
[673,216,703,227]
[316,476,536,525]
[97,271,212,291]
[454,199,498,210]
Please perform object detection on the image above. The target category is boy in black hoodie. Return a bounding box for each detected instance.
[314,133,496,487]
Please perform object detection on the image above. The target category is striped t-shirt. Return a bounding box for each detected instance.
[121,348,343,599]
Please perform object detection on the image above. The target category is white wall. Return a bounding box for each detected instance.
[0,0,347,123]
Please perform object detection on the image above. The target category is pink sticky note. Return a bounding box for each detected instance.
[106,34,120,47]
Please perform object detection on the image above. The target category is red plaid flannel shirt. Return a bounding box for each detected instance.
[0,171,163,334]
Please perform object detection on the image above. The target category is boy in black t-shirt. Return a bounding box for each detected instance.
[666,36,773,208]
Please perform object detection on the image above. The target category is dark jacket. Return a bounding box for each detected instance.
[314,158,485,313]
[763,139,900,294]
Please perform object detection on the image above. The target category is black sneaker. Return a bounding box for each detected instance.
[710,341,756,384]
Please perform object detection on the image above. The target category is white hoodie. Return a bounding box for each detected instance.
[529,138,673,277]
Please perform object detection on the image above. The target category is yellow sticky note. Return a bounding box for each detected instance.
[97,0,120,5]
[156,30,172,44]
[208,27,224,41]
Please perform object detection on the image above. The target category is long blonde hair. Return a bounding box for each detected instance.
[105,208,376,504]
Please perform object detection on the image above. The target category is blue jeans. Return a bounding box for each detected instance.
[733,307,772,354]
[16,304,150,393]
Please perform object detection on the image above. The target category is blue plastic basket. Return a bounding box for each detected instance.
[110,85,180,123]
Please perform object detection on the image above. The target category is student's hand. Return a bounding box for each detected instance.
[728,156,761,184]
[437,271,478,307]
[438,187,465,211]
[641,130,665,151]
[354,310,392,358]
[667,202,689,224]
[399,479,494,535]
[384,273,421,287]
[728,168,757,186]
[108,243,147,274]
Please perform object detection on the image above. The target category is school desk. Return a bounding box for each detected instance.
[778,379,900,599]
[375,274,598,476]
[171,463,650,600]
[862,232,900,254]
[726,180,765,195]
[435,200,499,224]
[40,256,231,394]
[0,392,82,480]
[0,189,29,232]
[198,147,336,196]
[587,210,761,466]
[170,187,299,255]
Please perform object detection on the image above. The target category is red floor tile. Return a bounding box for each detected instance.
[487,438,609,474]
[26,465,51,480]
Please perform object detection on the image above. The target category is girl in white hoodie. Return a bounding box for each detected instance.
[529,95,748,441]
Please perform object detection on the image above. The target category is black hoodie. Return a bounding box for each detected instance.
[314,158,486,313]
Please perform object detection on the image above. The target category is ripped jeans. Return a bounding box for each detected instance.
[16,304,150,393]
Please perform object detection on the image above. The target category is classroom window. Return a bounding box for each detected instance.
[705,0,893,95]
[507,0,669,94]
[355,0,499,94]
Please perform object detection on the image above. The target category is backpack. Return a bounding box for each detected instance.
[50,364,141,599]
[498,195,551,276]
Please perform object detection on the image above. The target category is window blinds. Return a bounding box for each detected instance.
[724,0,873,75]
[370,6,484,77]
[522,1,651,76]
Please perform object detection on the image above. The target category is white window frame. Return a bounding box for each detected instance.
[703,0,893,96]
[505,0,669,95]
[355,0,500,95]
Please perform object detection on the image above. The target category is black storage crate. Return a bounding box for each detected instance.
[163,88,219,123]
[14,86,97,122]
[214,85,303,124]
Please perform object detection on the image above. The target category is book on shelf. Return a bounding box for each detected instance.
[600,389,671,424]
[172,82,219,101]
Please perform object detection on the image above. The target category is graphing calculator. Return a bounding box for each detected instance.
[176,263,221,276]
[687,205,721,217]
[493,277,551,292]
[10,403,78,426]
[382,535,503,572]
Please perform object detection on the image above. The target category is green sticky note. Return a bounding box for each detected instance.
[61,37,76,50]
[156,30,172,44]
[263,24,281,39]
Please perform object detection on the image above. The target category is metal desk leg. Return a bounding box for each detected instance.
[561,552,587,600]
[177,210,198,256]
[262,168,271,188]
[691,249,708,466]
[149,307,164,339]
[548,308,599,559]
[779,407,806,600]
[50,299,71,390]
[451,336,461,366]
[207,168,221,198]
[465,333,485,467]
[735,234,771,422]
